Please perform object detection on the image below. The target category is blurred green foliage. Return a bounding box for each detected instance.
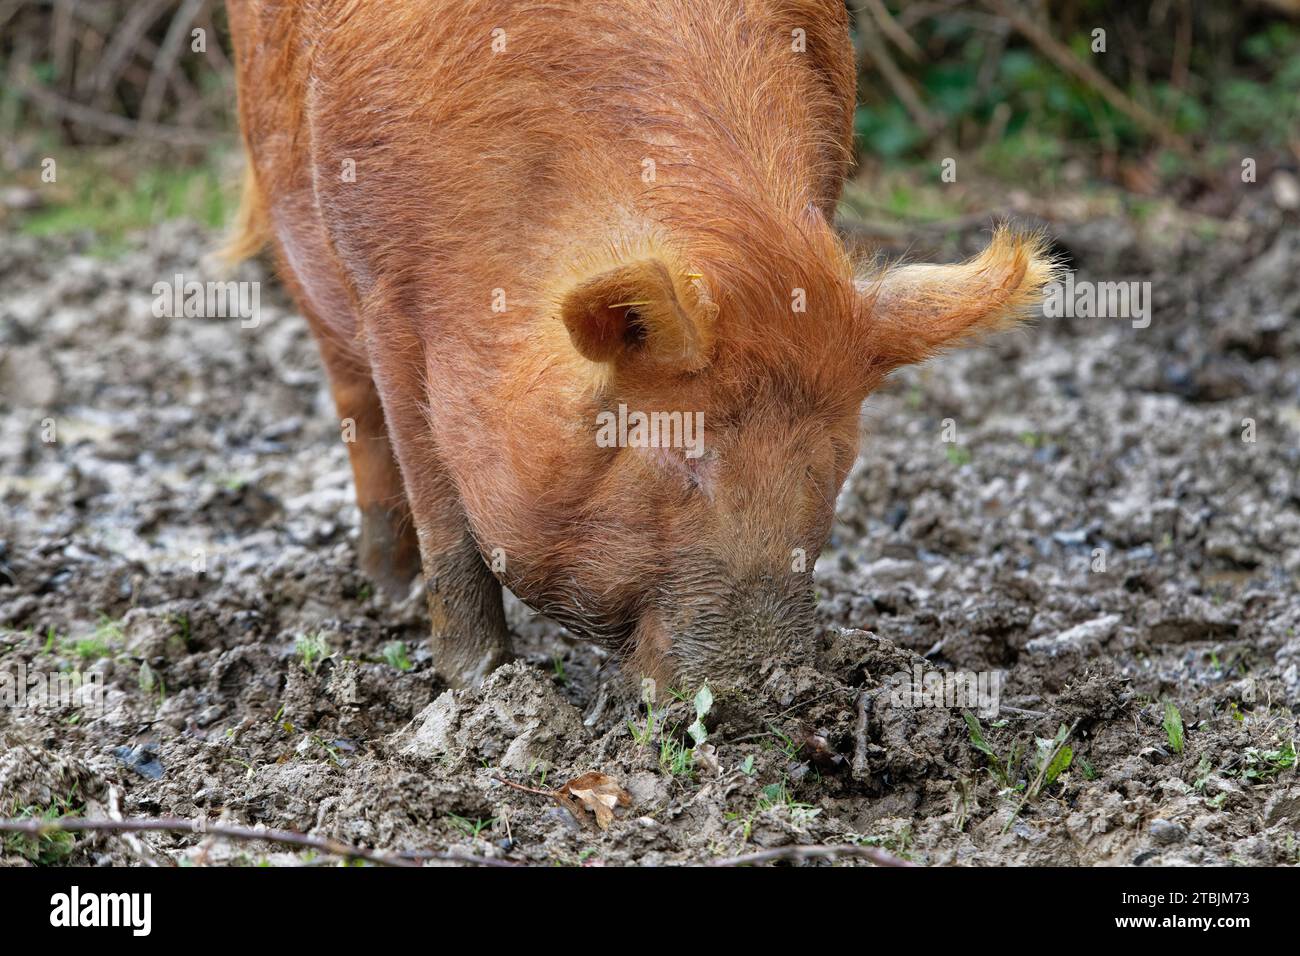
[16,148,232,255]
[850,6,1300,171]
[3,0,1298,245]
[1214,23,1300,144]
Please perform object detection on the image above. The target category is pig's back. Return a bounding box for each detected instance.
[232,0,855,337]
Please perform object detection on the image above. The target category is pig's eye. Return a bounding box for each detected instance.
[686,458,705,488]
[683,450,716,491]
[621,310,648,348]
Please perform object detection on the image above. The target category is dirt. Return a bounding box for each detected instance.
[1,200,1298,866]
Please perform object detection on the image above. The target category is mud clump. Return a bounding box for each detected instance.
[401,662,588,773]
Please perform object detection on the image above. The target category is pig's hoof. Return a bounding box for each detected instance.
[431,639,514,690]
[358,503,422,598]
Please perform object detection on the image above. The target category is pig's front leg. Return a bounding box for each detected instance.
[421,530,513,689]
[400,452,513,689]
[356,331,512,687]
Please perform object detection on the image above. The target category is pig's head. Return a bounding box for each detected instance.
[528,218,1055,688]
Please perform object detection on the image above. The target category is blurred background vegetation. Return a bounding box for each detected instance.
[1,0,1297,248]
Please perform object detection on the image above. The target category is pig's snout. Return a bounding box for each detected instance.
[634,572,816,686]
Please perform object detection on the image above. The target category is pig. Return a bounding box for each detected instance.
[224,0,1055,689]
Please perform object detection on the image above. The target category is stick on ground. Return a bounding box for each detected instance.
[711,844,917,867]
[0,816,510,868]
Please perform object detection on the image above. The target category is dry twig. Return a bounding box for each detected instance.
[139,0,205,124]
[15,78,216,145]
[981,0,1192,155]
[0,816,508,868]
[858,0,924,60]
[711,843,917,867]
[855,15,941,135]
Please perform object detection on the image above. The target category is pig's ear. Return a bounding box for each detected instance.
[559,259,718,372]
[856,226,1058,372]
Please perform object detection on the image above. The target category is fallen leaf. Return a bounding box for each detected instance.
[692,743,721,776]
[803,729,844,769]
[493,771,633,830]
[558,772,631,830]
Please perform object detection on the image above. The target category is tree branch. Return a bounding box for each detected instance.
[0,816,511,868]
[982,0,1192,155]
[711,843,917,867]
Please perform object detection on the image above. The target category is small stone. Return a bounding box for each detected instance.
[1271,170,1300,210]
[1149,819,1185,845]
[113,743,164,780]
[1025,614,1121,657]
[1263,787,1300,825]
[1,186,43,211]
[546,806,581,832]
[0,344,59,406]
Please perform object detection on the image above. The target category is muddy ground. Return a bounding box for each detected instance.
[1,198,1298,866]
